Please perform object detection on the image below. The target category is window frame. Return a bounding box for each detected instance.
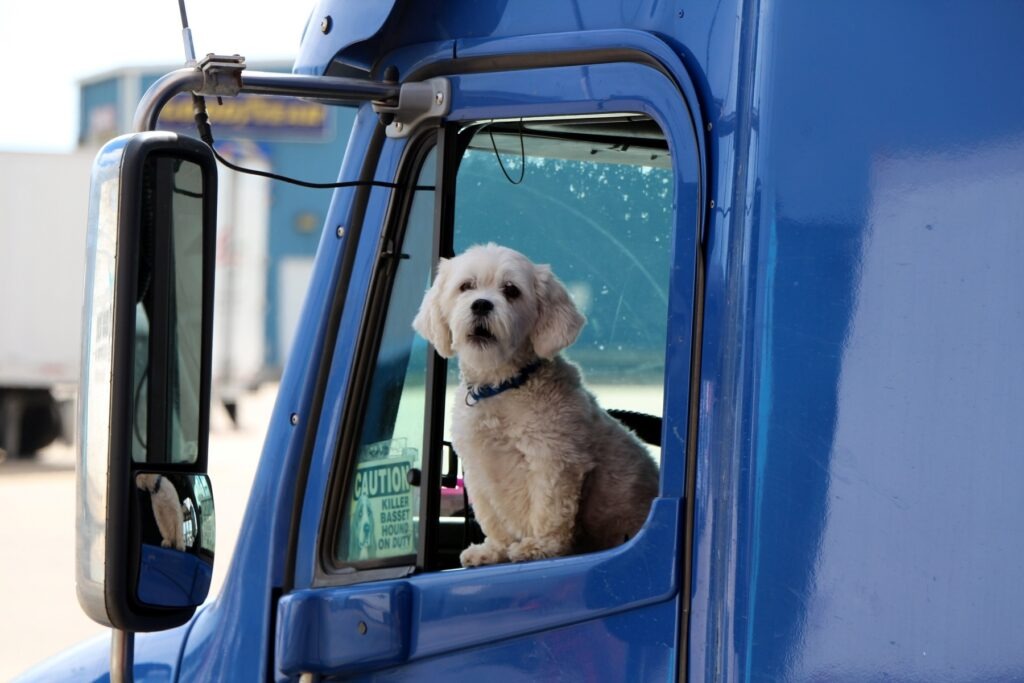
[304,59,704,596]
[317,130,440,579]
[417,122,464,570]
[274,44,711,682]
[320,111,681,580]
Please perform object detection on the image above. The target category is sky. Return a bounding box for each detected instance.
[0,0,316,152]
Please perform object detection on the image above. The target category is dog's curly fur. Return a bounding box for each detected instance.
[413,244,659,567]
[135,473,186,552]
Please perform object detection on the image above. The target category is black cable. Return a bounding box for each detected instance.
[191,95,433,191]
[134,366,149,450]
[487,119,526,185]
[173,186,203,199]
[210,145,425,190]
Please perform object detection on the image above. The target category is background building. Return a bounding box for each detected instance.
[80,62,356,409]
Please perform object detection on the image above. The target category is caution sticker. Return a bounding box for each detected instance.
[346,439,418,561]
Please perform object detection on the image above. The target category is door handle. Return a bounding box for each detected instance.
[276,583,412,677]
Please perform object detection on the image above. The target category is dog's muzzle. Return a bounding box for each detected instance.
[468,299,496,343]
[469,324,495,343]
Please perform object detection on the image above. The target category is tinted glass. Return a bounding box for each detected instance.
[166,160,205,463]
[130,158,206,464]
[335,149,436,563]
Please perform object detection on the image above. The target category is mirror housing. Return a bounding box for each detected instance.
[77,132,218,631]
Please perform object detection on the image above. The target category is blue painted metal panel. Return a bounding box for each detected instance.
[689,3,1024,682]
[282,49,701,679]
[294,0,399,75]
[350,592,680,682]
[289,132,411,588]
[277,584,413,676]
[137,543,213,606]
[279,500,679,678]
[176,105,384,682]
[55,2,1021,682]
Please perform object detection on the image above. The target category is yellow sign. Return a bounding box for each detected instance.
[159,93,329,139]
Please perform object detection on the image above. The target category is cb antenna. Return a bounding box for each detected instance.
[178,0,214,146]
[178,0,197,64]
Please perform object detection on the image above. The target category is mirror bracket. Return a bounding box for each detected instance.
[372,77,451,139]
[133,60,404,132]
[195,53,246,98]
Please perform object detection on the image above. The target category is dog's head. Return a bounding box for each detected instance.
[135,473,159,491]
[413,244,585,373]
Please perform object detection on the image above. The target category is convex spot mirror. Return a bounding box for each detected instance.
[77,132,218,632]
[134,472,215,608]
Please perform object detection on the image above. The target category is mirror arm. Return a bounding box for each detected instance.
[111,629,134,683]
[133,68,205,132]
[133,54,403,133]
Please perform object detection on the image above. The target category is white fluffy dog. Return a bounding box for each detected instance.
[413,243,659,567]
[136,473,186,552]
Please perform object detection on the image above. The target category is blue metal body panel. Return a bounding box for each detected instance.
[169,105,387,682]
[278,53,702,680]
[276,583,414,676]
[44,1,1024,681]
[278,500,681,678]
[16,627,190,682]
[689,4,1024,681]
[345,598,680,682]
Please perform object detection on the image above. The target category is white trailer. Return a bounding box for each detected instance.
[0,142,276,455]
[210,147,271,422]
[0,150,94,457]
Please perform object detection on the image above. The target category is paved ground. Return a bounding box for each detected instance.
[0,385,275,680]
[0,381,661,678]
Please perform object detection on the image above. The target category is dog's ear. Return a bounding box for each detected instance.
[413,258,455,357]
[530,264,585,359]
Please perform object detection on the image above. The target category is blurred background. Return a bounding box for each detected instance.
[0,0,357,676]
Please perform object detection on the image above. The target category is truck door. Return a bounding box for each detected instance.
[277,40,706,681]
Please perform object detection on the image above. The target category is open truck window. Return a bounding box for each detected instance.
[454,117,672,455]
[328,115,673,572]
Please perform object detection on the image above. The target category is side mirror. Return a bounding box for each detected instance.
[77,132,218,631]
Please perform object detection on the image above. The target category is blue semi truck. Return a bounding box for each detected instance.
[19,1,1024,681]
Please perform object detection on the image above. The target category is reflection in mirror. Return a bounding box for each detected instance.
[132,305,150,462]
[134,472,215,607]
[131,157,207,465]
[168,160,204,464]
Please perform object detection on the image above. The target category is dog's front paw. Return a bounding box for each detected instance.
[460,541,508,567]
[507,537,567,563]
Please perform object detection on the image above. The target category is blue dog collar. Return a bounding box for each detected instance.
[465,360,545,406]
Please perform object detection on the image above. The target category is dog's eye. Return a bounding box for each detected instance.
[459,281,475,292]
[502,282,521,300]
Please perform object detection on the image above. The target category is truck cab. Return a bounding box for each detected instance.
[21,1,1024,681]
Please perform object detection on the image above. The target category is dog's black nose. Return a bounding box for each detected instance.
[471,298,493,315]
